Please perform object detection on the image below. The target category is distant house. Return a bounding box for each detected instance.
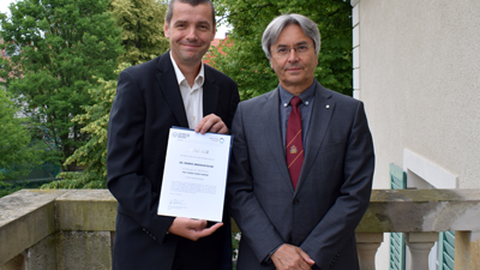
[0,39,7,83]
[203,33,231,67]
[0,39,21,83]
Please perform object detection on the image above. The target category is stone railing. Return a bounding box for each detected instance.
[1,189,479,269]
[0,190,116,269]
[356,189,480,270]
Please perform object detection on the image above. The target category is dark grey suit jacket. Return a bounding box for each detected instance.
[228,81,374,270]
[107,52,239,269]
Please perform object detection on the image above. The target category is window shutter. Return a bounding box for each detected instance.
[438,231,455,270]
[389,163,406,270]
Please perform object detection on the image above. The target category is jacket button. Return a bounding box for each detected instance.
[293,199,300,205]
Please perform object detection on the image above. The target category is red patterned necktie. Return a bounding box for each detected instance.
[286,96,304,190]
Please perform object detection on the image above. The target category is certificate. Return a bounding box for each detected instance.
[157,127,232,222]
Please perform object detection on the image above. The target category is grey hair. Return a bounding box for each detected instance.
[166,0,216,26]
[262,14,321,59]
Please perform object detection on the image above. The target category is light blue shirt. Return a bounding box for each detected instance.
[278,81,316,149]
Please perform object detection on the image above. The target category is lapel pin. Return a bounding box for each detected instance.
[326,105,330,109]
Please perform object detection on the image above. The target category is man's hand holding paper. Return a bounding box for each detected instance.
[157,127,232,223]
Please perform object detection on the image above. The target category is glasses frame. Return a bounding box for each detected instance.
[272,43,313,58]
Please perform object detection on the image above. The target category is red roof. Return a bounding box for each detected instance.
[204,35,232,66]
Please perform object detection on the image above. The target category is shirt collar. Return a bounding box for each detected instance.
[279,81,316,108]
[170,51,205,88]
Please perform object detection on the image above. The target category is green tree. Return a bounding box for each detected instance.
[44,0,170,189]
[0,90,42,197]
[111,0,169,65]
[42,67,124,189]
[0,0,124,170]
[212,0,353,100]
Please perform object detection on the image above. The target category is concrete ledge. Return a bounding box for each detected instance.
[56,190,117,231]
[358,189,480,233]
[0,190,67,265]
[0,189,117,266]
[0,190,68,227]
[2,188,480,267]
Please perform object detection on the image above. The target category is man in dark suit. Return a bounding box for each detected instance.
[228,14,374,270]
[107,0,239,269]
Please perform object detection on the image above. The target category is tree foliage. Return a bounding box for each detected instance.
[111,0,169,65]
[0,90,42,196]
[43,0,171,189]
[212,0,353,100]
[42,66,127,189]
[0,0,124,170]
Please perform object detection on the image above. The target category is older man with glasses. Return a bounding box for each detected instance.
[227,14,375,270]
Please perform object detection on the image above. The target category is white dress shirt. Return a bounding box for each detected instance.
[170,52,204,129]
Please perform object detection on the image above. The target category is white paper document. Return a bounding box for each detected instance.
[157,127,232,222]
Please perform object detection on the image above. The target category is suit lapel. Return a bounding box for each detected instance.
[295,82,335,194]
[155,52,188,127]
[262,88,295,192]
[202,66,219,116]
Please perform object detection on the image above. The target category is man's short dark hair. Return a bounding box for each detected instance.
[166,0,216,26]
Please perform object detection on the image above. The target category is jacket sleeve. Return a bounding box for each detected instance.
[227,102,286,263]
[107,70,174,244]
[300,101,375,270]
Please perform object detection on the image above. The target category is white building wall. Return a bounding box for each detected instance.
[352,0,480,268]
[353,0,480,188]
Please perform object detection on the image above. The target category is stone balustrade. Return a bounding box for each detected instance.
[1,189,480,269]
[358,189,480,270]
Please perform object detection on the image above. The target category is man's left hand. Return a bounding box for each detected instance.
[195,113,228,134]
[270,244,315,270]
[168,217,223,241]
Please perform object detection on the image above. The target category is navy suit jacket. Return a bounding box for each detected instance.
[107,52,239,269]
[228,81,374,270]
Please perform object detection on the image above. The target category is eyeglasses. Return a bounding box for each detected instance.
[272,44,312,57]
